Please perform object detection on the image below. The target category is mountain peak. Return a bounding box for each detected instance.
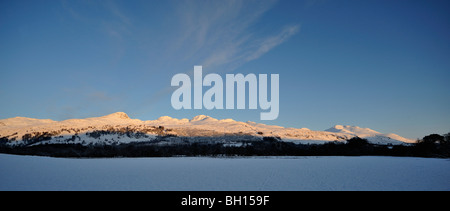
[102,112,130,120]
[191,115,217,122]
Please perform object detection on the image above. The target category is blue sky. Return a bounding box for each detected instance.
[1,0,449,139]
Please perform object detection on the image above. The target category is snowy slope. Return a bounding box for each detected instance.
[145,115,352,142]
[325,125,415,144]
[0,112,154,146]
[0,112,414,145]
[0,117,56,128]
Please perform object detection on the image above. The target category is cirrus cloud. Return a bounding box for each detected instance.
[171,0,300,73]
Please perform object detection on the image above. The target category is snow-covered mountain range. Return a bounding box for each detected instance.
[0,112,415,146]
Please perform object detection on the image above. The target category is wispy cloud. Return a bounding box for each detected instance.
[139,0,300,112]
[61,0,298,73]
[171,0,300,73]
[244,25,300,62]
[59,0,301,115]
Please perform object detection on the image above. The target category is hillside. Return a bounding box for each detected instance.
[0,112,414,147]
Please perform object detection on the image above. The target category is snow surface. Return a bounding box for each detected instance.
[1,154,449,191]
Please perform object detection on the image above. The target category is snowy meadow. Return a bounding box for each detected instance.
[0,154,449,191]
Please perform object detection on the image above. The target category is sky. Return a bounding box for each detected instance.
[1,0,449,140]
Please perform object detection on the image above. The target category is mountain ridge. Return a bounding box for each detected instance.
[0,112,415,146]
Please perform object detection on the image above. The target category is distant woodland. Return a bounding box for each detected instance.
[1,132,449,158]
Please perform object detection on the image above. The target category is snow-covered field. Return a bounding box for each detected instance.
[0,153,449,191]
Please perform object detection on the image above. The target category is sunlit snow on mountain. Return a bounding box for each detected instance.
[0,112,415,146]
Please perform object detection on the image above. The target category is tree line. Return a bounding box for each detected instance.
[1,132,449,158]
